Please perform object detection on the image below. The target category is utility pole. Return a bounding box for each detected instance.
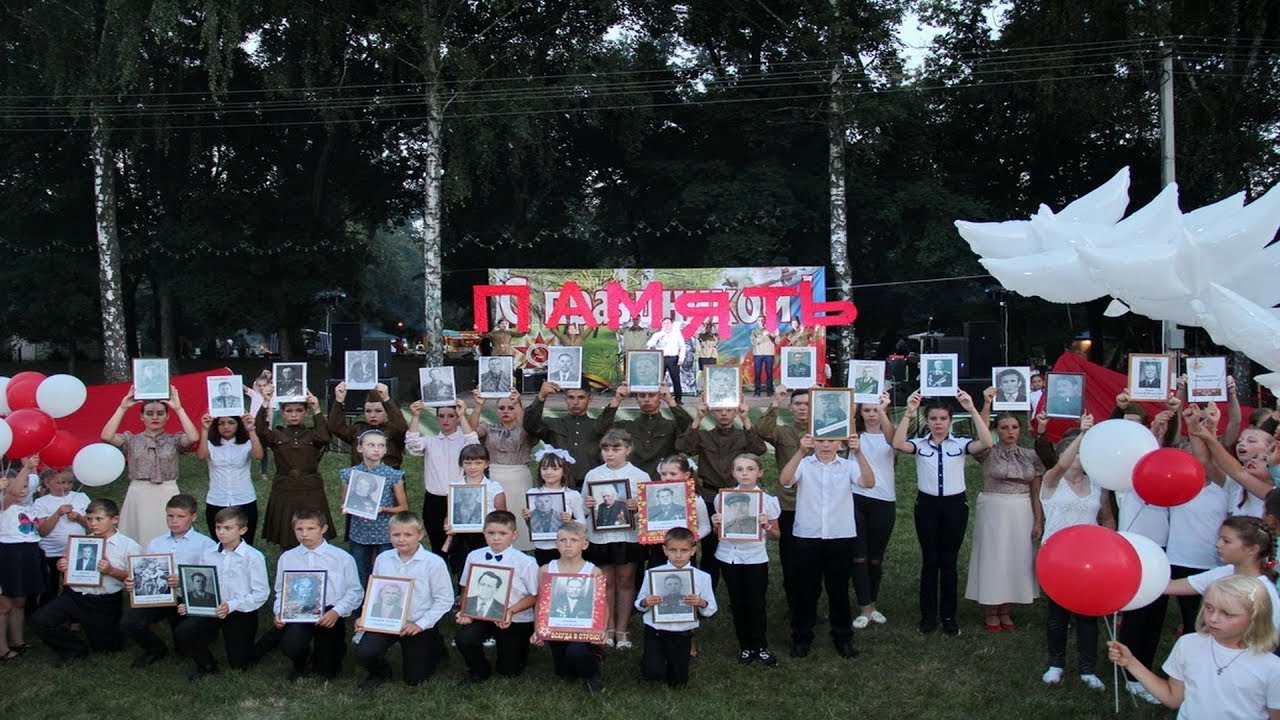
[1158,41,1179,356]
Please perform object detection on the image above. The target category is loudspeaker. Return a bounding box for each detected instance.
[936,336,970,378]
[522,370,547,394]
[329,322,362,379]
[964,321,1001,380]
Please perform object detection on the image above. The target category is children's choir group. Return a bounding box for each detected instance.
[1,368,1280,716]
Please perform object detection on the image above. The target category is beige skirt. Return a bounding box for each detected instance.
[489,463,534,551]
[120,479,180,547]
[964,492,1039,604]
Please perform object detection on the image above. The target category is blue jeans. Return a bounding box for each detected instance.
[753,355,774,394]
[349,541,392,589]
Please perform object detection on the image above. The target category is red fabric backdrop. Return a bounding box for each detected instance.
[55,368,234,447]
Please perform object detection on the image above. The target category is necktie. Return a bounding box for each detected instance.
[485,552,503,561]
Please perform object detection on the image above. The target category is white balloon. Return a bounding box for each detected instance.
[1119,531,1172,612]
[1255,372,1280,395]
[954,219,1035,259]
[0,376,10,415]
[1077,243,1190,301]
[1124,295,1202,327]
[35,374,87,419]
[1217,243,1280,308]
[1182,191,1245,233]
[1079,419,1160,492]
[1199,284,1280,373]
[1104,299,1131,317]
[1093,182,1182,248]
[1057,167,1131,225]
[0,418,11,457]
[980,250,1109,304]
[72,443,126,487]
[1181,183,1280,295]
[1027,214,1109,252]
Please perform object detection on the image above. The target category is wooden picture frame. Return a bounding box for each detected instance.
[808,388,852,440]
[448,483,488,534]
[718,489,765,541]
[128,553,177,608]
[461,563,514,623]
[586,479,633,531]
[178,564,221,617]
[525,490,567,542]
[64,535,106,587]
[1128,353,1172,402]
[361,575,414,634]
[636,479,698,544]
[281,569,327,623]
[535,572,608,642]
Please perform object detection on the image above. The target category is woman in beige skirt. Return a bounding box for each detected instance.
[964,387,1044,631]
[470,389,534,550]
[101,384,200,546]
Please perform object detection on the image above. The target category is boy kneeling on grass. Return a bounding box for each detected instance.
[455,510,539,686]
[635,526,717,687]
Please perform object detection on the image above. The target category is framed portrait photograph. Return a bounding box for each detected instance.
[64,535,106,587]
[718,489,765,542]
[525,489,566,542]
[361,575,414,634]
[281,569,327,623]
[132,358,170,401]
[809,388,852,439]
[272,362,308,403]
[448,483,487,534]
[462,563,514,623]
[780,346,818,390]
[1186,356,1228,403]
[536,572,608,642]
[206,374,244,418]
[587,479,633,531]
[345,350,379,391]
[703,365,741,409]
[419,366,457,407]
[626,350,663,392]
[342,469,387,521]
[637,479,697,544]
[920,353,959,397]
[1045,372,1087,419]
[477,356,515,398]
[1128,353,1172,402]
[128,553,177,608]
[546,346,583,388]
[648,567,696,624]
[991,367,1032,412]
[178,564,221,617]
[849,360,886,405]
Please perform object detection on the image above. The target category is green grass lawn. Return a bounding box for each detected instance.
[2,408,1176,720]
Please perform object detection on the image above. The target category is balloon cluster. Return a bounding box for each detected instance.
[956,167,1280,390]
[0,372,125,488]
[1035,419,1204,616]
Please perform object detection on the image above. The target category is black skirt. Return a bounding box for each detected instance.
[0,542,46,596]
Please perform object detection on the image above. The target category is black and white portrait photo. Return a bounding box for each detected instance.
[133,358,171,401]
[703,365,740,409]
[920,353,958,397]
[478,356,515,398]
[342,469,387,521]
[548,575,597,628]
[809,389,851,439]
[361,576,413,634]
[345,350,379,391]
[1045,373,1086,419]
[449,483,487,533]
[546,346,583,386]
[850,360,886,404]
[419,366,457,407]
[780,346,817,389]
[1128,354,1170,402]
[588,480,632,530]
[281,570,327,623]
[65,536,105,587]
[273,362,308,402]
[991,366,1031,412]
[129,553,177,608]
[626,350,663,392]
[179,565,221,617]
[649,568,696,624]
[463,565,514,623]
[206,375,244,417]
[719,489,764,541]
[525,490,566,542]
[642,481,687,531]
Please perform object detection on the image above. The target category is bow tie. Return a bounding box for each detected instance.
[485,552,503,561]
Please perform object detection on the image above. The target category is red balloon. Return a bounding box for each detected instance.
[1133,448,1207,507]
[5,408,56,458]
[6,372,46,411]
[1036,525,1142,616]
[39,429,82,468]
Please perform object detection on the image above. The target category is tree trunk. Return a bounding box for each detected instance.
[155,275,175,360]
[826,0,853,381]
[421,66,445,368]
[92,109,129,381]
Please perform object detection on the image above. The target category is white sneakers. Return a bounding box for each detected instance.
[1080,674,1105,690]
[1044,668,1105,690]
[852,616,870,629]
[869,610,887,624]
[1041,667,1064,684]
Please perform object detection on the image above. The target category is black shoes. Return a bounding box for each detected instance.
[131,650,166,669]
[834,640,858,659]
[941,618,961,637]
[756,648,778,667]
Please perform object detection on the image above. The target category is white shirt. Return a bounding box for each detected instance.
[1167,483,1229,569]
[583,462,649,545]
[634,562,717,632]
[272,541,364,617]
[30,491,91,556]
[646,328,685,361]
[406,430,479,496]
[148,529,218,566]
[854,433,897,502]
[461,545,540,623]
[0,502,39,544]
[1163,631,1280,720]
[205,440,257,507]
[1040,478,1103,542]
[1187,566,1280,629]
[784,455,862,539]
[1225,477,1266,519]
[713,488,781,565]
[78,532,143,596]
[1117,490,1170,546]
[200,541,270,614]
[909,435,973,497]
[372,546,454,630]
[527,488,586,550]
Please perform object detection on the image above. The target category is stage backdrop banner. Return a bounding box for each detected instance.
[487,268,828,388]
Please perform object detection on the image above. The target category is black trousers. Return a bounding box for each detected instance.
[36,554,63,610]
[1170,565,1206,635]
[548,641,602,681]
[721,561,769,651]
[174,611,258,670]
[423,492,448,558]
[1117,588,1169,683]
[455,620,535,679]
[914,492,968,623]
[355,627,442,685]
[206,500,259,547]
[851,495,897,606]
[31,590,124,659]
[698,496,720,590]
[642,625,694,687]
[1046,597,1098,674]
[448,534,486,579]
[662,355,683,401]
[280,613,348,677]
[120,604,181,655]
[777,509,797,612]
[790,536,855,643]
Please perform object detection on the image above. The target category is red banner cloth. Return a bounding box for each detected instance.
[56,368,234,447]
[1040,354,1252,443]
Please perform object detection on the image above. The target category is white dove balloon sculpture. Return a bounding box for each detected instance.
[955,167,1280,390]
